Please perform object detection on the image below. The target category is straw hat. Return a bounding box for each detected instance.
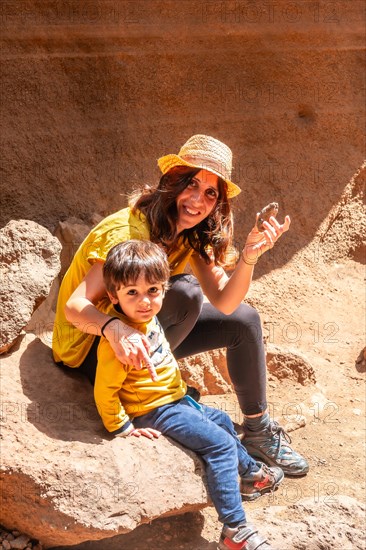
[157,134,241,198]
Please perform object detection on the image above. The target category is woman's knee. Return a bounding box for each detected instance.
[166,274,203,316]
[230,303,263,344]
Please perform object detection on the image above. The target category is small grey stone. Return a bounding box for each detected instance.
[9,535,30,549]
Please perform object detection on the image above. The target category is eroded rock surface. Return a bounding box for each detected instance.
[54,214,103,280]
[178,348,232,396]
[253,495,366,550]
[0,220,61,354]
[0,334,208,548]
[45,495,366,550]
[266,345,316,385]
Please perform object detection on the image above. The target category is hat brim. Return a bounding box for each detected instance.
[157,154,241,199]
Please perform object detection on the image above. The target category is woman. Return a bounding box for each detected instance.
[53,134,308,476]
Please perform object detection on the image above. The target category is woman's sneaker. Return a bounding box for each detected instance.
[218,523,277,550]
[242,420,309,476]
[240,461,284,502]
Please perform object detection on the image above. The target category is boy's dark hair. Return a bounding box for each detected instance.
[103,240,170,299]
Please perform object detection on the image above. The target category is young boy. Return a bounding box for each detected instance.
[94,240,284,550]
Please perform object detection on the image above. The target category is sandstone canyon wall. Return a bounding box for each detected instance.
[0,3,365,548]
[1,0,365,273]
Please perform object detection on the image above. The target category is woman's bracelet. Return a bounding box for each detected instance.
[101,316,120,337]
[241,252,258,266]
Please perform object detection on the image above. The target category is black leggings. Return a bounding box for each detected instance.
[77,274,267,416]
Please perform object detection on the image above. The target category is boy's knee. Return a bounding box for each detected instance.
[216,430,237,455]
[210,408,235,432]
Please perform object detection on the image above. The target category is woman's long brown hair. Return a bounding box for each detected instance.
[131,166,234,266]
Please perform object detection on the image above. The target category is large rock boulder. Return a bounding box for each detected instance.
[178,348,232,395]
[0,220,61,354]
[0,334,209,548]
[266,344,316,385]
[54,214,103,280]
[53,217,91,281]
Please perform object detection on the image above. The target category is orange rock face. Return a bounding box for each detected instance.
[0,3,365,548]
[1,1,364,270]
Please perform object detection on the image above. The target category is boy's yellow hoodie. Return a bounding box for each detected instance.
[94,300,186,435]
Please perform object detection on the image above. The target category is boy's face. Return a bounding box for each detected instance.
[108,273,165,323]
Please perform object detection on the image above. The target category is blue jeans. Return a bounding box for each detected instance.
[133,397,257,525]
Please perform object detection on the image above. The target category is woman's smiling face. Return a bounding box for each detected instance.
[175,169,219,234]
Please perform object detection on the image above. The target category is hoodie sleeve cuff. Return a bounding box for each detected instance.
[113,420,134,438]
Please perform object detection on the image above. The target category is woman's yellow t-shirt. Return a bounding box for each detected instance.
[52,207,194,367]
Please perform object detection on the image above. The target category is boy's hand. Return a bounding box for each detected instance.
[103,319,158,381]
[129,428,161,439]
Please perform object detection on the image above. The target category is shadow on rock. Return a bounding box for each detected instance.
[19,338,105,444]
[50,511,217,550]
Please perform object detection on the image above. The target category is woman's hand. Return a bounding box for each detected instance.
[242,214,291,264]
[103,318,158,382]
[65,263,158,381]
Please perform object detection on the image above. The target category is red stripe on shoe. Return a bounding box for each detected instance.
[254,475,270,490]
[223,536,248,549]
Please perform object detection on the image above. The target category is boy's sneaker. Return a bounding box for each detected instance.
[218,523,277,550]
[242,420,309,477]
[240,461,284,502]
